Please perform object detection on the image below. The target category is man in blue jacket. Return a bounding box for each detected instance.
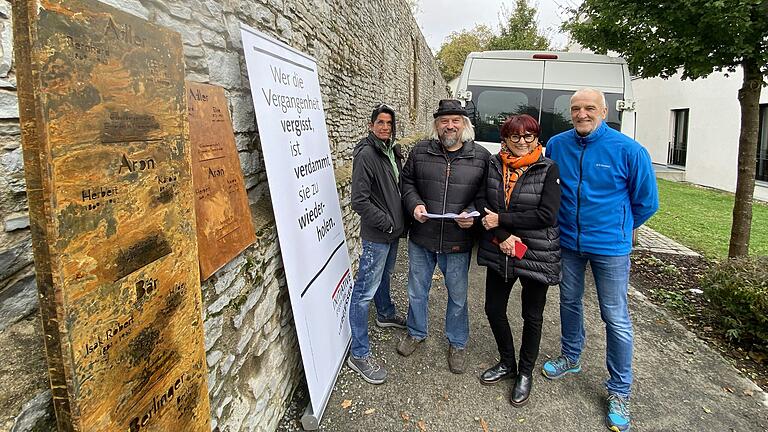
[542,88,658,432]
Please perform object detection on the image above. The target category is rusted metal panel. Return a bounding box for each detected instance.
[187,81,256,281]
[12,0,211,430]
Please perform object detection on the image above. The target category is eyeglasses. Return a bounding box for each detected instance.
[506,134,537,143]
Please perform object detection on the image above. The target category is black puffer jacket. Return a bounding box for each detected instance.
[351,133,406,243]
[402,139,490,253]
[477,154,562,285]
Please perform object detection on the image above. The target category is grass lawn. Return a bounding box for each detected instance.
[645,179,768,258]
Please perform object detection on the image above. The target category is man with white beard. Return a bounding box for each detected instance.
[396,99,490,374]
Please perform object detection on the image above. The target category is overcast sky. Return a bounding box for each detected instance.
[415,0,575,52]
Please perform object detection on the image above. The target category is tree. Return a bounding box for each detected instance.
[487,0,551,51]
[436,25,493,81]
[564,0,768,257]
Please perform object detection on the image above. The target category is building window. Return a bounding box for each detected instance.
[669,109,689,167]
[758,104,768,182]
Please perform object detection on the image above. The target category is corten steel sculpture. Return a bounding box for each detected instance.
[186,81,256,281]
[13,0,211,430]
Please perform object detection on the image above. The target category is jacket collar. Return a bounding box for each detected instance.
[570,120,609,145]
[365,132,402,158]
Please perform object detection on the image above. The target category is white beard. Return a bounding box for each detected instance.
[441,137,459,149]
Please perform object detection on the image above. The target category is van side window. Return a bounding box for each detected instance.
[469,86,542,144]
[539,90,624,144]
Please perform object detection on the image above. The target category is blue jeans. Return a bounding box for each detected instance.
[349,239,400,358]
[559,248,633,397]
[406,240,470,349]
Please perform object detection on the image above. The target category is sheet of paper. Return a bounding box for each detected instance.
[421,210,480,219]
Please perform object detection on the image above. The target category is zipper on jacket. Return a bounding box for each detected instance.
[438,160,451,252]
[576,141,586,252]
[504,255,509,282]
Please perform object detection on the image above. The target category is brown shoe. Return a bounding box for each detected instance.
[396,334,423,357]
[448,345,466,374]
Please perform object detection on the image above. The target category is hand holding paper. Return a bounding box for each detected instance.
[422,210,480,219]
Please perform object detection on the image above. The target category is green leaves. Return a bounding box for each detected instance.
[435,25,494,81]
[435,0,552,81]
[564,0,768,80]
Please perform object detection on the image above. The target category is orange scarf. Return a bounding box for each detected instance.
[499,144,542,206]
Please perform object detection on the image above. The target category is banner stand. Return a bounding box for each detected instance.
[301,339,351,430]
[239,24,354,431]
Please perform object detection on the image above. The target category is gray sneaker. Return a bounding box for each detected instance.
[396,334,424,357]
[347,355,387,385]
[448,345,467,374]
[375,315,407,329]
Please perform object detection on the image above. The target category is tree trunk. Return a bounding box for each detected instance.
[728,59,763,257]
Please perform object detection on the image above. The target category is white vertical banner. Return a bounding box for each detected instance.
[239,24,353,427]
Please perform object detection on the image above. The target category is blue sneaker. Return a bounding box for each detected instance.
[541,355,581,379]
[606,393,631,431]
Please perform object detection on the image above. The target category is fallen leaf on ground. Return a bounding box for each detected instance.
[400,411,410,422]
[743,389,754,397]
[417,419,427,431]
[341,399,352,409]
[364,408,375,415]
[479,417,489,432]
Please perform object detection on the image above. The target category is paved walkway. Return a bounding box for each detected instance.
[302,245,767,431]
[634,225,700,256]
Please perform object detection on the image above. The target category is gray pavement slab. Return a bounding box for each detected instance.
[634,226,700,257]
[313,246,767,431]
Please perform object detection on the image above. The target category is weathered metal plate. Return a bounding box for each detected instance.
[12,1,211,431]
[187,82,256,281]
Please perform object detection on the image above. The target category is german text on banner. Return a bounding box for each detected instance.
[240,23,353,418]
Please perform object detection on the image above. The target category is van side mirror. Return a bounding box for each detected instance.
[616,99,636,112]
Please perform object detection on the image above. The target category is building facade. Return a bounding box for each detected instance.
[633,69,768,202]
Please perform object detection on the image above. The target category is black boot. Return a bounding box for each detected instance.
[510,373,532,407]
[479,362,516,385]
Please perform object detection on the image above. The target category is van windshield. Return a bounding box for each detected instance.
[468,86,623,145]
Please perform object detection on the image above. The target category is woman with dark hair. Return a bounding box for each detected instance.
[477,114,561,407]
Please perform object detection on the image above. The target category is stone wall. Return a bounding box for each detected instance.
[0,0,446,431]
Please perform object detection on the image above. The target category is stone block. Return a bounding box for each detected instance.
[166,3,193,20]
[232,283,263,329]
[0,235,32,282]
[4,212,29,232]
[275,16,292,41]
[206,350,223,367]
[10,390,54,432]
[238,150,260,178]
[201,29,226,48]
[99,0,150,19]
[1,15,12,78]
[0,273,37,332]
[0,77,15,89]
[155,10,202,47]
[236,326,254,354]
[220,353,235,375]
[206,50,242,88]
[204,314,223,351]
[207,275,245,315]
[0,90,18,118]
[230,92,256,133]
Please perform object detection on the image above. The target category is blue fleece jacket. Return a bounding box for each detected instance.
[545,121,659,256]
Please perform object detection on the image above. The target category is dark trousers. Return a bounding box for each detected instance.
[484,268,549,376]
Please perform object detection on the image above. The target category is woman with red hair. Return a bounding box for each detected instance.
[477,114,562,407]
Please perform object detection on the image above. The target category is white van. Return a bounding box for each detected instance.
[454,50,637,153]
